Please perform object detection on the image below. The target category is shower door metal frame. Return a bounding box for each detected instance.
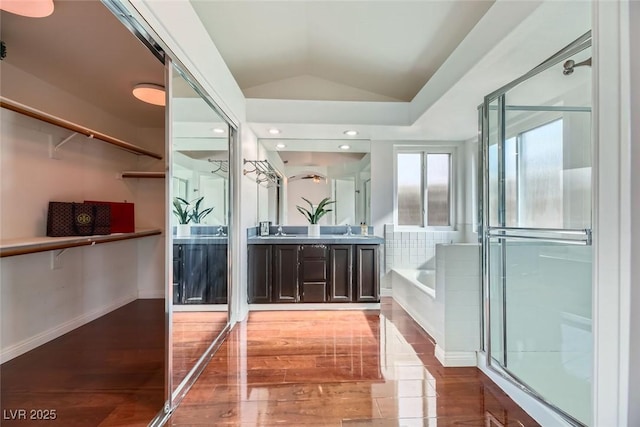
[480,31,593,427]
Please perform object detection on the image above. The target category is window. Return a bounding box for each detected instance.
[397,151,453,227]
[489,119,576,229]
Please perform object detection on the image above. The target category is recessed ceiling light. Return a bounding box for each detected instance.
[339,144,351,150]
[0,0,54,17]
[212,128,225,134]
[276,143,286,149]
[268,128,281,135]
[343,130,358,136]
[132,83,165,106]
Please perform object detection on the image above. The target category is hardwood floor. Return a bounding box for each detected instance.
[169,297,540,426]
[0,300,165,427]
[172,311,228,389]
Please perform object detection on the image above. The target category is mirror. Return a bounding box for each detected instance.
[170,64,229,397]
[257,139,371,226]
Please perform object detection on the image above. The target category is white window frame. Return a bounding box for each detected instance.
[394,146,457,230]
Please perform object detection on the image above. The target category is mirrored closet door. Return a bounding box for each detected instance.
[168,62,231,402]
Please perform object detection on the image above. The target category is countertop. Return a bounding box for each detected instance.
[248,235,383,245]
[173,235,228,244]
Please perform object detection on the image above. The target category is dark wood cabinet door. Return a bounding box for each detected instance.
[208,244,228,304]
[182,244,209,304]
[173,244,182,303]
[300,244,328,303]
[329,245,352,302]
[355,245,379,302]
[273,245,300,302]
[248,245,272,303]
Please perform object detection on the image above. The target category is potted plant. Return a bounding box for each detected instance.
[296,197,335,237]
[173,197,214,236]
[189,197,214,224]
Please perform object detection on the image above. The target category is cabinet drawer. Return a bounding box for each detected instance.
[302,259,327,282]
[301,245,327,258]
[301,283,326,302]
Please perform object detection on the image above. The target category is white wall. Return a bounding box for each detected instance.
[234,124,259,322]
[592,1,634,425]
[0,89,164,361]
[370,141,395,236]
[286,178,332,226]
[627,1,640,425]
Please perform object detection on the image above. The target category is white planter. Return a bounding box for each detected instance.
[308,224,320,237]
[176,224,191,237]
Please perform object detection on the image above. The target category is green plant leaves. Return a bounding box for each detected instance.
[296,197,335,224]
[173,197,214,224]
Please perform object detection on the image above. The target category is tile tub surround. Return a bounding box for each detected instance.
[383,224,466,272]
[393,243,481,367]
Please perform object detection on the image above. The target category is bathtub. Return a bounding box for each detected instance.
[391,244,481,367]
[391,268,441,346]
[392,268,435,298]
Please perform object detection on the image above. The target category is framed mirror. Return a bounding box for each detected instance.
[257,139,371,226]
[169,63,230,399]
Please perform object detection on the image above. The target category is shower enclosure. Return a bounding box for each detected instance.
[480,32,592,426]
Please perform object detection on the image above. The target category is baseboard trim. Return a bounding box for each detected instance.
[173,304,227,312]
[435,344,477,367]
[249,303,380,311]
[0,293,137,363]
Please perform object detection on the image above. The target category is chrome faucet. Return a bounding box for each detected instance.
[216,226,226,237]
[344,224,352,236]
[275,225,286,236]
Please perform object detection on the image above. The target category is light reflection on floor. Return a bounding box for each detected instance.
[169,298,539,426]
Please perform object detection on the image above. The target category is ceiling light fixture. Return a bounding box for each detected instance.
[339,144,351,150]
[343,130,358,136]
[0,0,54,18]
[268,128,281,135]
[276,143,286,149]
[132,83,165,106]
[213,128,225,134]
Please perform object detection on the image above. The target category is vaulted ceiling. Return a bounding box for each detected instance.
[190,0,494,102]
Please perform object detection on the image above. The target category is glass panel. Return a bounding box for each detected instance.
[487,98,500,227]
[518,120,563,227]
[505,137,518,226]
[397,152,423,226]
[488,237,505,366]
[170,63,229,396]
[484,40,593,427]
[426,153,450,226]
[504,240,592,425]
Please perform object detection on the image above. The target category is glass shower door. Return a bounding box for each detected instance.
[483,35,593,426]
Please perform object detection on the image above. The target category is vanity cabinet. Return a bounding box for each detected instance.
[273,245,300,302]
[329,245,352,302]
[300,245,329,303]
[248,244,272,303]
[173,243,227,304]
[248,243,379,303]
[355,245,379,302]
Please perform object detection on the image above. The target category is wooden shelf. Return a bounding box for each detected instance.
[0,229,162,258]
[121,171,166,179]
[1,97,163,160]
